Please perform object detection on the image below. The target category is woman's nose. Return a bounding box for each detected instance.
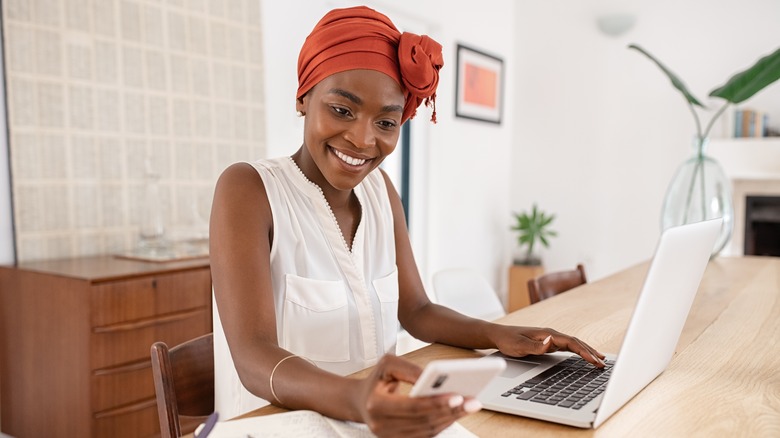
[345,120,376,149]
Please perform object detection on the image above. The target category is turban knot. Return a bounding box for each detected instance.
[297,6,443,123]
[398,32,443,123]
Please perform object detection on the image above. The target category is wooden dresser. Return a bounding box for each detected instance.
[0,255,212,438]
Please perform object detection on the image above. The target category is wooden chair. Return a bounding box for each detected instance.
[151,333,215,438]
[527,264,587,304]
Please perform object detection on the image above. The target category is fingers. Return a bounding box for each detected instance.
[502,330,556,356]
[495,326,606,367]
[372,354,423,386]
[368,394,478,438]
[523,333,555,355]
[361,354,482,437]
[542,331,606,367]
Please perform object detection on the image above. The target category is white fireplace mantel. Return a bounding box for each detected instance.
[708,138,780,179]
[709,138,780,255]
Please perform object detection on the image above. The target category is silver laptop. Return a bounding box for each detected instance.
[478,218,723,428]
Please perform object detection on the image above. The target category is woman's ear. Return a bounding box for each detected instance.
[295,97,305,115]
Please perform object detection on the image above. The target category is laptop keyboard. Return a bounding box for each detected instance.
[501,356,615,410]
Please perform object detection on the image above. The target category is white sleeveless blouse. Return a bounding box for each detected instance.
[213,157,399,418]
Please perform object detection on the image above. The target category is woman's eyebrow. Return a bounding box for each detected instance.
[382,103,404,114]
[328,88,403,114]
[329,88,361,104]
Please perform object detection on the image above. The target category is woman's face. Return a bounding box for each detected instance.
[297,69,405,191]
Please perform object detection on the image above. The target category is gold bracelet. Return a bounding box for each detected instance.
[269,354,300,406]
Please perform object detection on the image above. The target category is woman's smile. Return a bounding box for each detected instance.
[331,147,369,167]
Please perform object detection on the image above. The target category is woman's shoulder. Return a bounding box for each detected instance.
[217,158,289,182]
[217,161,262,185]
[212,163,268,210]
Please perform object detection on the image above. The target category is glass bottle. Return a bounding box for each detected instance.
[138,165,166,253]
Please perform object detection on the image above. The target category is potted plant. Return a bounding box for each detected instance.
[507,204,556,311]
[510,204,557,266]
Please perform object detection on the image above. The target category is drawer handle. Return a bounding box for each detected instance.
[93,308,205,333]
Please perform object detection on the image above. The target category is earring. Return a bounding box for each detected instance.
[296,110,304,117]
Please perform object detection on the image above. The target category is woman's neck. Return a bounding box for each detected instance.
[291,147,353,209]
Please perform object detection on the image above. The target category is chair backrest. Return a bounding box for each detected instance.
[151,333,215,438]
[432,268,506,321]
[527,264,587,304]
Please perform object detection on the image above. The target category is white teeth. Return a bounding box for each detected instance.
[333,149,367,166]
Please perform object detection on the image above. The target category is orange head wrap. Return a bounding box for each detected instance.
[297,6,444,123]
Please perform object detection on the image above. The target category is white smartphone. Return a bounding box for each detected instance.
[409,356,506,398]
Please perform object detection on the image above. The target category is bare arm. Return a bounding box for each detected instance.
[382,171,605,366]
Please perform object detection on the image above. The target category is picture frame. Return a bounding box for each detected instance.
[454,44,504,124]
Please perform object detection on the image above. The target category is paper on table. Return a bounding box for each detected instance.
[199,410,477,437]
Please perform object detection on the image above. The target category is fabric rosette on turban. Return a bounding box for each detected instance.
[297,6,444,123]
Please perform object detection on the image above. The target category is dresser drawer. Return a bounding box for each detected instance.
[91,309,211,370]
[93,398,159,438]
[92,359,154,413]
[91,268,211,327]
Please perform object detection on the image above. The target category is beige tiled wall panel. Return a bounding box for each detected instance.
[2,0,266,262]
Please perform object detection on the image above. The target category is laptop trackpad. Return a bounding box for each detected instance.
[500,357,543,378]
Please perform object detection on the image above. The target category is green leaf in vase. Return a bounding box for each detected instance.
[628,43,705,108]
[709,47,780,104]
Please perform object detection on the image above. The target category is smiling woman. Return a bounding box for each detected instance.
[208,5,604,437]
[209,6,452,430]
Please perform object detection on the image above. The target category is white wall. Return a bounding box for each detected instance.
[513,0,780,280]
[260,0,516,300]
[0,27,13,265]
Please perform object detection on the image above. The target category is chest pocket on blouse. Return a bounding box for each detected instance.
[372,268,399,353]
[282,275,349,362]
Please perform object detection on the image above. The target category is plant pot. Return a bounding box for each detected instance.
[512,252,542,267]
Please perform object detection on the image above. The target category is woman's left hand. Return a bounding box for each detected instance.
[490,325,606,367]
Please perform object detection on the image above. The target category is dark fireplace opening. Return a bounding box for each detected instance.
[744,196,780,257]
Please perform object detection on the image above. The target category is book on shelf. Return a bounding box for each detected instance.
[733,108,772,138]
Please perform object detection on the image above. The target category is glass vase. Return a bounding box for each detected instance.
[660,137,734,256]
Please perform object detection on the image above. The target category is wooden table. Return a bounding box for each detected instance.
[235,256,780,436]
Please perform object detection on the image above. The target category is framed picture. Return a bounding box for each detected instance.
[455,44,504,124]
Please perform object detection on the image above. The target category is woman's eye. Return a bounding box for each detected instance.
[331,106,351,117]
[378,120,398,130]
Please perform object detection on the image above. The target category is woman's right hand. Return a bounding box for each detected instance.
[352,355,481,438]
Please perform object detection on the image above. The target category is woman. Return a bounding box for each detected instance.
[210,6,605,437]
